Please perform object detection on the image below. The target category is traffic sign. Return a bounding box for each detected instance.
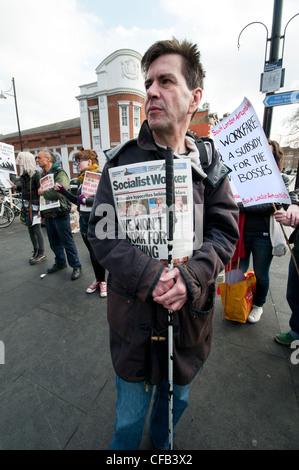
[263,91,299,107]
[262,59,283,93]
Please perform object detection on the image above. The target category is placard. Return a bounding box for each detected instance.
[211,98,291,207]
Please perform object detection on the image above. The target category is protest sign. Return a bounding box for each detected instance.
[109,160,194,265]
[80,171,101,211]
[0,172,13,188]
[211,97,291,207]
[39,173,60,211]
[0,142,16,174]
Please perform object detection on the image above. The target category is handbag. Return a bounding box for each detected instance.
[217,269,256,323]
[269,214,288,257]
[20,178,33,227]
[20,203,33,227]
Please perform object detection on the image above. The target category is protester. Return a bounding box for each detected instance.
[88,38,239,450]
[238,140,292,324]
[10,151,46,264]
[274,198,299,345]
[54,148,107,297]
[36,149,82,281]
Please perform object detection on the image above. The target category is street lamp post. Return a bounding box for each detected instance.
[0,77,23,151]
[237,0,299,138]
[262,0,283,138]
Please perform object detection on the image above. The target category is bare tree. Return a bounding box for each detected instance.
[280,105,299,147]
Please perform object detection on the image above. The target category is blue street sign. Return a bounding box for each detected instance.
[263,91,299,107]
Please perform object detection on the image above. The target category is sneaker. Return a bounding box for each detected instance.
[275,332,294,346]
[86,279,100,294]
[99,281,107,297]
[29,250,38,264]
[247,305,263,323]
[30,252,47,265]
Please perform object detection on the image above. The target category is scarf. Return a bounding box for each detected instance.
[155,136,211,178]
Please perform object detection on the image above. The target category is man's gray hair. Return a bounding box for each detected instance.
[42,148,56,162]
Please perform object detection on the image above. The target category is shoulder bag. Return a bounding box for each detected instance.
[20,178,33,227]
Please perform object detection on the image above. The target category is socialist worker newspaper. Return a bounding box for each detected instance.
[80,171,101,212]
[39,173,60,211]
[109,159,194,266]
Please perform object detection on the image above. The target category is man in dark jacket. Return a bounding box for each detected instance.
[274,192,299,345]
[88,38,239,450]
[37,148,82,280]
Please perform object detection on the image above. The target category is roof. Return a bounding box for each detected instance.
[0,117,81,139]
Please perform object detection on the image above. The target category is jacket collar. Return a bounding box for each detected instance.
[138,121,207,179]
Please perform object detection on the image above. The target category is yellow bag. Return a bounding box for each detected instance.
[217,270,256,323]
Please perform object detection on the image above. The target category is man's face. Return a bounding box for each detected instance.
[144,54,202,140]
[36,151,49,169]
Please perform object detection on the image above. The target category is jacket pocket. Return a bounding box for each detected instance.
[107,283,137,342]
[178,286,214,348]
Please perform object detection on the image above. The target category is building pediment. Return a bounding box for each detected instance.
[95,49,145,96]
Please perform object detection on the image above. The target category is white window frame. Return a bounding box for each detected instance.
[91,109,99,129]
[132,102,142,138]
[121,105,128,126]
[118,101,130,144]
[89,106,101,148]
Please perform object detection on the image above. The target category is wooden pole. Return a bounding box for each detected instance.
[272,203,299,276]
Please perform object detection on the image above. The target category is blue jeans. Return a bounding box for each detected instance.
[239,234,273,307]
[45,214,82,269]
[287,254,299,339]
[110,375,190,450]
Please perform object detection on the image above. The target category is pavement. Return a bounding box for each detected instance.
[0,217,298,451]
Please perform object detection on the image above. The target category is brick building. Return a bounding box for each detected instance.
[0,48,220,178]
[189,103,220,137]
[0,49,146,177]
[76,48,146,170]
[0,118,82,179]
[282,146,299,172]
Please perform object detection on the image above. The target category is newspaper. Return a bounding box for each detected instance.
[109,159,193,265]
[39,173,60,211]
[80,171,101,212]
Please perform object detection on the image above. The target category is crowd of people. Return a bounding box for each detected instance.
[11,147,107,296]
[7,36,298,451]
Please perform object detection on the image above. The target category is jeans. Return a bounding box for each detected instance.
[45,214,82,268]
[239,234,273,307]
[287,253,299,339]
[110,375,190,450]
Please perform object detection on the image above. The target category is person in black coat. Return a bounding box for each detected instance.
[11,151,46,264]
[54,149,106,296]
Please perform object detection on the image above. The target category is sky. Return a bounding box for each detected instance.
[0,0,298,146]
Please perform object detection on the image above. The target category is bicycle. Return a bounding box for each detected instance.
[0,194,15,228]
[10,192,22,215]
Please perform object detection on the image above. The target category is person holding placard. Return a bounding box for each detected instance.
[54,149,106,297]
[274,197,299,345]
[10,151,46,265]
[87,38,239,450]
[238,140,293,323]
[37,149,82,281]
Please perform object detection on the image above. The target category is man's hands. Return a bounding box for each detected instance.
[274,204,299,228]
[152,267,188,311]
